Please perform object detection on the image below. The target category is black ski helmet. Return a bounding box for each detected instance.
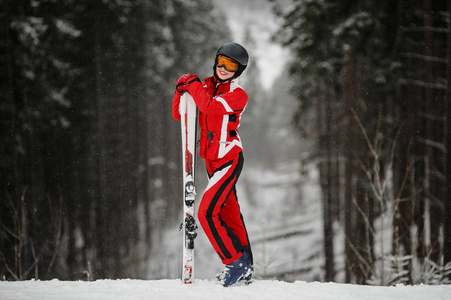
[214,42,249,80]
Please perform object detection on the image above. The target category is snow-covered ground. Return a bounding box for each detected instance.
[1,279,450,300]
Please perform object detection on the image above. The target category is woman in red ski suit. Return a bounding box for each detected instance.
[172,42,253,286]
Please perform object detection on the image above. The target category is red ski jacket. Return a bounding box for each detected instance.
[172,76,248,160]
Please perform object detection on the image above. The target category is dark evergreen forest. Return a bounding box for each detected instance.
[273,0,451,284]
[0,0,230,280]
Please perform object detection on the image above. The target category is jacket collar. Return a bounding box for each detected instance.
[211,75,238,87]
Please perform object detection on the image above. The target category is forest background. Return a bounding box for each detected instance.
[1,0,451,286]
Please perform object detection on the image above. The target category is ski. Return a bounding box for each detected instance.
[179,92,198,284]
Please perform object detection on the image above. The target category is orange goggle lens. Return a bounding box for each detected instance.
[216,55,239,72]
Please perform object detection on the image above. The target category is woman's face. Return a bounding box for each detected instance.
[215,55,238,81]
[216,65,235,81]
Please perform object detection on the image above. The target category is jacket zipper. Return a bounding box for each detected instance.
[206,81,222,148]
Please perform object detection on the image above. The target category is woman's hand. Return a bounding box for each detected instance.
[176,74,200,93]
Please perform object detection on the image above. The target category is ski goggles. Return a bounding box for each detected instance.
[216,55,239,72]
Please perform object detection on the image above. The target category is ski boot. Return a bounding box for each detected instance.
[215,265,253,283]
[218,252,253,287]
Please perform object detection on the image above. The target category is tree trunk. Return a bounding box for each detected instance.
[318,75,336,282]
[444,0,451,269]
[341,44,372,284]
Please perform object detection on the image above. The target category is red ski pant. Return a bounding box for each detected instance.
[198,152,251,265]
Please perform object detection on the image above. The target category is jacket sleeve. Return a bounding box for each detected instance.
[187,81,247,115]
[172,91,181,121]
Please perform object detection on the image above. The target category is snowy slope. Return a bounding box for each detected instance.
[1,279,450,300]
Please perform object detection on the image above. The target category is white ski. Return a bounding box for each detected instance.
[180,92,198,284]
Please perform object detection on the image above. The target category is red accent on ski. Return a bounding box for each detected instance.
[185,149,193,175]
